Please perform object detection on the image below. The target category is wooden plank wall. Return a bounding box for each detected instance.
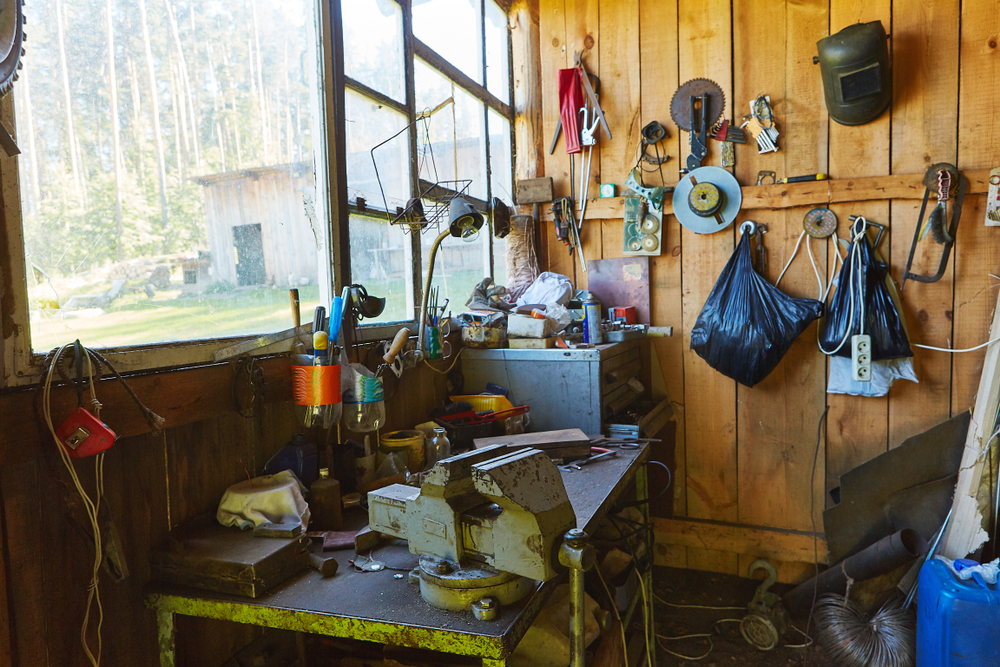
[0,354,447,666]
[533,0,1000,582]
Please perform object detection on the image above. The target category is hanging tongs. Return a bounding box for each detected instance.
[901,163,966,289]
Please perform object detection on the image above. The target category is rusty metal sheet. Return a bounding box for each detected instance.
[586,257,651,324]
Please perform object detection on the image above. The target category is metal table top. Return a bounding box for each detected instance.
[146,445,648,661]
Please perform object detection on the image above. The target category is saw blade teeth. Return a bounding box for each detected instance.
[670,78,726,131]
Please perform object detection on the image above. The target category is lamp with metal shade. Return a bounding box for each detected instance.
[417,198,485,359]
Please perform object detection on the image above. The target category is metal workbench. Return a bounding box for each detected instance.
[145,446,652,666]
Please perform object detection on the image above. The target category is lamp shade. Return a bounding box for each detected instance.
[448,198,485,239]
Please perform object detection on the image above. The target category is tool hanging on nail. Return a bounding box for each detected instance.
[901,163,966,289]
[669,78,725,174]
[741,94,780,154]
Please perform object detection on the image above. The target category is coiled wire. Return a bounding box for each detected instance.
[814,593,915,667]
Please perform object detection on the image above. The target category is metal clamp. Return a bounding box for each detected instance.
[756,170,776,186]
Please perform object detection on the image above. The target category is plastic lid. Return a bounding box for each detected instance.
[319,467,330,478]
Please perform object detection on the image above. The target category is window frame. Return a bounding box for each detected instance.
[340,0,516,327]
[0,0,515,387]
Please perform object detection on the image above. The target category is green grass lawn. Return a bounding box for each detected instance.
[31,285,326,350]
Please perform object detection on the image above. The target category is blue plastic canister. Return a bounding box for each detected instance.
[917,558,1000,666]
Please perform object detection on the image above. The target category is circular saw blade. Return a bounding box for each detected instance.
[670,78,726,131]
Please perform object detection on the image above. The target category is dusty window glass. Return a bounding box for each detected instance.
[342,0,405,102]
[488,110,512,287]
[485,1,509,104]
[412,0,483,84]
[414,59,486,201]
[346,88,411,209]
[349,214,413,324]
[18,0,326,350]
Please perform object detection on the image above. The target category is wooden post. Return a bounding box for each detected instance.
[939,288,1000,559]
[511,0,543,185]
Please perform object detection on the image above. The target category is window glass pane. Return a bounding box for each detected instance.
[343,0,405,102]
[427,225,488,321]
[19,0,325,350]
[485,1,509,104]
[414,60,486,201]
[346,89,411,208]
[412,0,483,84]
[349,214,412,323]
[488,111,512,287]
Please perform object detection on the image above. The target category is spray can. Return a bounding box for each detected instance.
[583,297,603,345]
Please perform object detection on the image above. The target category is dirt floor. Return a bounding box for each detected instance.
[652,565,830,667]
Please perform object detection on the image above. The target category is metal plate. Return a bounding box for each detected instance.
[803,208,838,238]
[587,257,651,324]
[671,167,743,234]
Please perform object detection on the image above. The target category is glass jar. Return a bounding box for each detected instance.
[425,427,452,468]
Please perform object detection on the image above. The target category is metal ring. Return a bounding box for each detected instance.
[740,220,757,237]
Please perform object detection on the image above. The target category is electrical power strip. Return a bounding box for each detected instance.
[852,334,872,382]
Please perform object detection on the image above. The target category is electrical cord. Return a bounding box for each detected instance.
[422,346,465,374]
[807,406,830,639]
[43,344,106,667]
[593,563,629,667]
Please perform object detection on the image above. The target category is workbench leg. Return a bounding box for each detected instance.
[156,610,176,667]
[296,632,309,666]
[637,463,656,667]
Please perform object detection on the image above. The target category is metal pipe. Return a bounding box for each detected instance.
[559,528,595,667]
[417,228,451,360]
[784,528,928,616]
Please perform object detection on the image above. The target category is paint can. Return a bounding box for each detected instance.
[583,297,603,345]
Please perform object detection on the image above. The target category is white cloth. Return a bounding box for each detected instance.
[515,272,573,308]
[216,470,311,530]
[827,356,918,397]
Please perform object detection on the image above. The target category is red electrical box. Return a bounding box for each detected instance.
[609,306,637,325]
[55,408,116,458]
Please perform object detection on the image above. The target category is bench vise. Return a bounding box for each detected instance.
[368,445,577,611]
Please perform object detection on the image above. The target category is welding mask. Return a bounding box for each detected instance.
[814,21,891,126]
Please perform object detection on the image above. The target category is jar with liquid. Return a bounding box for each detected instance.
[425,427,451,467]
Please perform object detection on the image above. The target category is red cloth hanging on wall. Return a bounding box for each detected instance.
[558,68,584,155]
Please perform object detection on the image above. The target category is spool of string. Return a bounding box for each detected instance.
[813,593,915,667]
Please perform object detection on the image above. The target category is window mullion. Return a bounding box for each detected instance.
[402,0,421,322]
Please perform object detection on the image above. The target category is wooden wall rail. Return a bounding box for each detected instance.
[540,167,995,220]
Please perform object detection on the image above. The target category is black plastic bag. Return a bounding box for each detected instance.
[691,233,823,388]
[819,227,911,360]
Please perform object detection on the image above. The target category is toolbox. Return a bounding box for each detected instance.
[917,557,1000,666]
[149,516,309,598]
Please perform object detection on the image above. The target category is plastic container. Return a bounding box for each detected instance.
[262,433,319,487]
[380,430,425,472]
[449,394,515,413]
[342,367,385,432]
[309,467,342,531]
[291,346,342,429]
[917,557,1000,666]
